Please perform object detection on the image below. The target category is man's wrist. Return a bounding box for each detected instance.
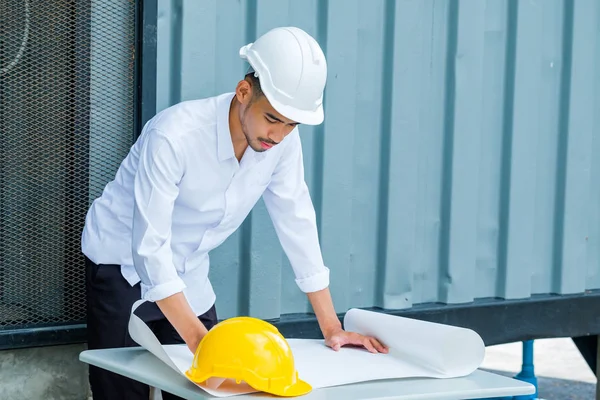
[183,325,206,351]
[321,321,343,339]
[182,320,208,350]
[306,287,342,339]
[155,292,208,352]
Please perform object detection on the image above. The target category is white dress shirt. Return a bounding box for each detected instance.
[81,92,330,316]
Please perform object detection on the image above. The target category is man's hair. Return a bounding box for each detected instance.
[245,72,264,104]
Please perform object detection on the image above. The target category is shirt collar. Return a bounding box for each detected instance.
[216,92,236,162]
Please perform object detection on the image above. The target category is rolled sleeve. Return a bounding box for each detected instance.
[262,130,330,293]
[141,279,187,302]
[294,268,330,293]
[132,129,186,302]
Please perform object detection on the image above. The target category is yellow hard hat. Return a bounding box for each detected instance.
[185,316,312,397]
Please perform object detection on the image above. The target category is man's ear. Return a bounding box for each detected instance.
[235,79,252,105]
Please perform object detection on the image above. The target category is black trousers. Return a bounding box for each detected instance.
[85,256,217,400]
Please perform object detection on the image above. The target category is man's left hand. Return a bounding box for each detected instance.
[324,328,389,354]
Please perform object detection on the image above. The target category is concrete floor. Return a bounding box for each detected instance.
[480,338,597,399]
[0,344,89,400]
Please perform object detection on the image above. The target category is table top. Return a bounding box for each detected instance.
[80,347,535,400]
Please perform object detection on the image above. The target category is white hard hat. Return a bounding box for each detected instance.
[239,27,327,125]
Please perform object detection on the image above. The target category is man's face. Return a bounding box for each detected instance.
[238,94,299,152]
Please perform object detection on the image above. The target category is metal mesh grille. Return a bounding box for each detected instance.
[0,0,135,330]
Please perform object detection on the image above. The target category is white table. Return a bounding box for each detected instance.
[80,347,535,400]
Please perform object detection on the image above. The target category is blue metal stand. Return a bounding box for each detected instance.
[476,340,539,400]
[513,340,538,400]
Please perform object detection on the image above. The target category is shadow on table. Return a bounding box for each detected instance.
[481,368,596,400]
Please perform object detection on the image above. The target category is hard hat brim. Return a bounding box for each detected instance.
[276,377,312,397]
[265,92,324,126]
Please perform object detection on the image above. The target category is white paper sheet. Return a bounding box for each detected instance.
[127,300,486,397]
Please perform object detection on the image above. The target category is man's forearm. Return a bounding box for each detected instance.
[306,287,342,337]
[156,292,207,352]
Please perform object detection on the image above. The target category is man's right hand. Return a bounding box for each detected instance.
[156,292,208,353]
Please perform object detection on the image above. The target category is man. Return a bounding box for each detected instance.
[81,26,387,400]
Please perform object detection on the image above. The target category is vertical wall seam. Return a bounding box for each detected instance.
[553,0,574,293]
[312,0,328,237]
[244,0,257,50]
[497,0,519,297]
[375,0,396,307]
[438,0,459,301]
[169,0,182,105]
[594,0,600,287]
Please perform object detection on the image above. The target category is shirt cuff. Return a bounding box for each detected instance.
[141,278,187,302]
[295,267,330,293]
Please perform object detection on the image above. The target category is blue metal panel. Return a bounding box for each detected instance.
[155,0,600,320]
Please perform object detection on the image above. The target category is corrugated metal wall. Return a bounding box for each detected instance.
[155,0,600,320]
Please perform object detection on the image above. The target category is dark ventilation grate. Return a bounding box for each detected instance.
[0,0,135,331]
